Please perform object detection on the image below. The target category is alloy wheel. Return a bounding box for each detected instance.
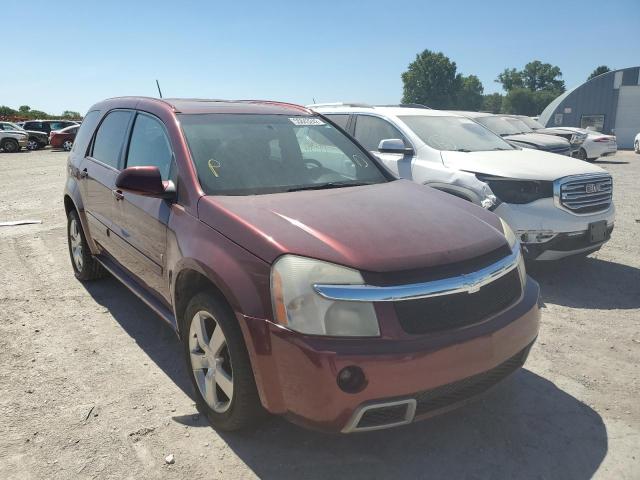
[27,140,38,150]
[63,140,73,151]
[189,311,234,413]
[69,217,84,272]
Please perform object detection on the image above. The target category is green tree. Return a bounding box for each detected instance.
[496,61,565,93]
[18,105,31,113]
[0,105,18,116]
[588,65,610,80]
[454,74,484,110]
[502,88,558,116]
[61,110,81,119]
[401,50,459,108]
[482,93,503,113]
[496,68,524,91]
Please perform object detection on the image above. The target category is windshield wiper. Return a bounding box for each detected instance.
[287,181,373,192]
[491,147,511,151]
[455,148,471,152]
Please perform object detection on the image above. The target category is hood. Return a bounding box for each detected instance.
[503,132,569,149]
[197,180,507,273]
[440,148,607,180]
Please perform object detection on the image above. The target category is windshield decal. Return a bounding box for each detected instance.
[289,117,325,126]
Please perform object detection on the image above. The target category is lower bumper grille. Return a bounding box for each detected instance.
[347,343,533,432]
[414,344,531,416]
[394,268,521,335]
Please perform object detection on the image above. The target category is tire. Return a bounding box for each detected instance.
[182,292,265,431]
[63,139,73,151]
[635,140,640,154]
[27,139,39,151]
[1,138,19,153]
[66,209,107,281]
[576,148,588,161]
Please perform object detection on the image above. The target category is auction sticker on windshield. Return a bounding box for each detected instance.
[289,117,325,126]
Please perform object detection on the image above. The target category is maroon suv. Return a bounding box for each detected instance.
[64,97,540,433]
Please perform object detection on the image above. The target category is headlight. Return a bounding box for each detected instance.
[271,255,380,337]
[499,218,518,249]
[499,218,527,285]
[476,175,553,205]
[479,182,498,209]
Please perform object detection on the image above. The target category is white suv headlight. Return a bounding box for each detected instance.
[271,255,380,337]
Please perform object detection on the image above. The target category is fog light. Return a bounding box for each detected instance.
[337,366,367,393]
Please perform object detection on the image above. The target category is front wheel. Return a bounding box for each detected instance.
[27,139,39,150]
[63,139,74,151]
[1,139,19,153]
[182,293,265,431]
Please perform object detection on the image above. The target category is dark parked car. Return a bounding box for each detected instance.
[21,120,79,136]
[64,97,540,433]
[508,115,587,156]
[453,112,573,156]
[0,121,48,150]
[50,124,79,151]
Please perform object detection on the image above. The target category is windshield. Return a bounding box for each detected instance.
[179,114,388,195]
[3,122,24,131]
[398,115,514,152]
[518,116,544,130]
[502,117,533,133]
[475,116,522,136]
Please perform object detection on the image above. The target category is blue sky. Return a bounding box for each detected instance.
[2,0,638,115]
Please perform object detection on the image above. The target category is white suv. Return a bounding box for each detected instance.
[310,104,615,261]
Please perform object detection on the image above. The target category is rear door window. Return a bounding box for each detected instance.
[91,111,133,169]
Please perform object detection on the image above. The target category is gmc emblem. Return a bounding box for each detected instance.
[585,183,597,193]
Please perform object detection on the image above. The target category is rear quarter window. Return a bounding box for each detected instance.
[71,110,100,155]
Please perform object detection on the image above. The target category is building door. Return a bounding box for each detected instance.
[614,86,640,148]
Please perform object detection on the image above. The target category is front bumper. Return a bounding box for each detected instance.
[494,198,615,261]
[239,277,540,433]
[18,137,28,147]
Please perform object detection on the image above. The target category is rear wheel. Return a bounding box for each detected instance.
[63,139,74,151]
[27,139,39,150]
[576,148,588,161]
[1,138,19,153]
[67,209,107,281]
[182,293,265,431]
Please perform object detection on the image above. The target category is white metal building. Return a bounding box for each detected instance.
[539,66,640,148]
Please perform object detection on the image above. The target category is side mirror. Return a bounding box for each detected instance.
[115,166,175,199]
[377,138,414,155]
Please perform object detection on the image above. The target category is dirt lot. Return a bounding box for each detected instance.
[0,149,638,480]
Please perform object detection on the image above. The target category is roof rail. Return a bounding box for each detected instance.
[376,103,431,109]
[306,102,374,109]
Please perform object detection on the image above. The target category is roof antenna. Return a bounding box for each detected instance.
[156,79,163,99]
[312,97,317,104]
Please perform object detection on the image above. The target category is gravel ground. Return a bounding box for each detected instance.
[0,149,638,480]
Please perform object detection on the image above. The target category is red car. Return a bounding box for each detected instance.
[50,124,79,151]
[63,97,540,433]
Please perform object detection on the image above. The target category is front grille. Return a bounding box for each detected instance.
[413,344,530,416]
[558,174,612,214]
[394,268,521,335]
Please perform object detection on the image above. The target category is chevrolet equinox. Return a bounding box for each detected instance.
[64,97,540,433]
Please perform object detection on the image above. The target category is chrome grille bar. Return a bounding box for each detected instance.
[313,246,521,302]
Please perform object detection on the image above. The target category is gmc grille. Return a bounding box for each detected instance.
[558,174,612,214]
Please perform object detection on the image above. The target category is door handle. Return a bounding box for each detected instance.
[112,189,124,201]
